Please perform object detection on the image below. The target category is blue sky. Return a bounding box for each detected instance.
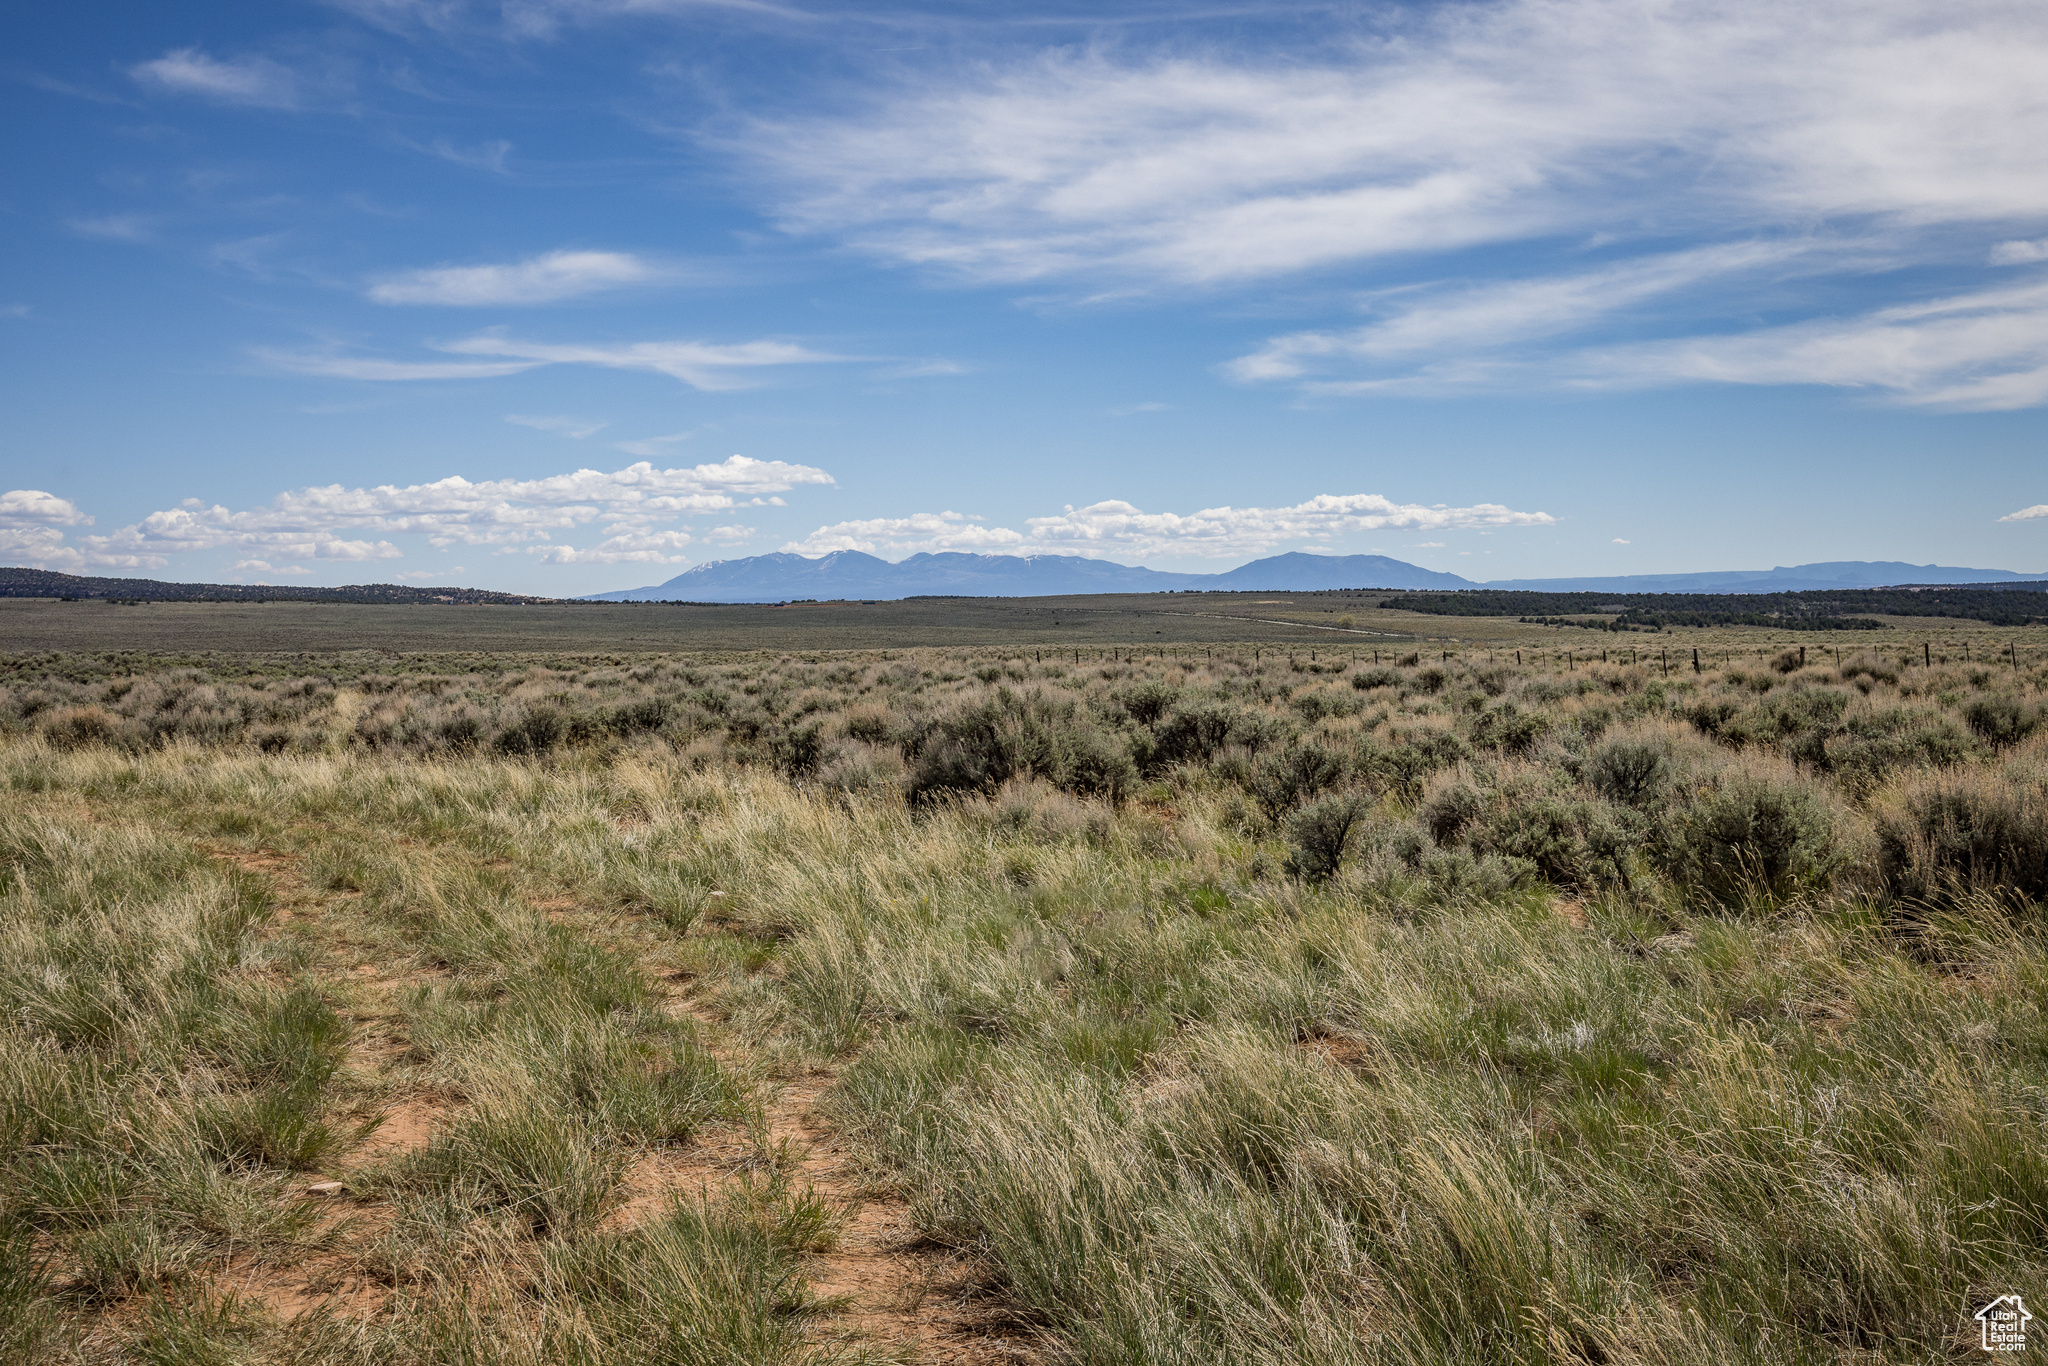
[5,0,2048,593]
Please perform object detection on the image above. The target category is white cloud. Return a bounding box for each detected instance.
[1024,494,1553,559]
[1226,242,1809,383]
[1264,275,2048,410]
[10,456,831,570]
[70,214,153,243]
[262,332,847,391]
[131,48,306,109]
[1612,538,1631,544]
[258,350,545,381]
[528,529,698,564]
[1556,277,2048,411]
[1999,504,2048,522]
[368,250,662,306]
[783,492,1551,562]
[441,334,847,389]
[1991,239,2048,265]
[745,2,2048,288]
[613,431,695,456]
[0,490,91,528]
[782,511,1026,556]
[0,494,95,569]
[508,413,607,438]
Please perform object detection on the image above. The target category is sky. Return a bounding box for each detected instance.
[5,0,2048,594]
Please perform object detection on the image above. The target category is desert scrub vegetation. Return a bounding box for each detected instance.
[2,638,2046,1362]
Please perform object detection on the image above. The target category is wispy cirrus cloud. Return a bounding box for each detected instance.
[1225,242,1813,383]
[368,250,664,305]
[734,0,2048,407]
[782,492,1552,562]
[745,1,2048,287]
[507,413,607,438]
[10,456,831,570]
[69,214,153,243]
[260,331,848,390]
[1237,267,2048,412]
[130,47,312,109]
[1554,277,2048,411]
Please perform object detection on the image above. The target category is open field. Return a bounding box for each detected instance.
[4,639,2048,1362]
[5,593,2048,661]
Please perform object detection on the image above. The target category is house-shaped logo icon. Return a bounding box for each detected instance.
[1976,1294,2032,1351]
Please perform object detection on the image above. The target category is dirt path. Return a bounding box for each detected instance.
[641,996,1039,1364]
[205,840,1038,1363]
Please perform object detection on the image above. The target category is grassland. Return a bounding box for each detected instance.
[4,629,2048,1363]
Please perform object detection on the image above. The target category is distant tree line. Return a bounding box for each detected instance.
[0,567,554,606]
[1383,584,2048,628]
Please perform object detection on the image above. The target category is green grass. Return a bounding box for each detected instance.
[1,641,2046,1361]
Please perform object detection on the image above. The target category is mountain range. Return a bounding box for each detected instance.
[586,551,2047,603]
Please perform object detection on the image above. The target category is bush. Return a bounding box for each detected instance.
[40,707,122,751]
[1147,702,1243,772]
[1249,741,1347,816]
[1054,728,1138,804]
[1350,667,1402,692]
[1963,695,2039,748]
[1283,794,1371,883]
[766,721,827,781]
[494,703,568,756]
[1423,782,1485,844]
[904,690,1063,804]
[1874,771,2048,910]
[1114,682,1180,727]
[1658,773,1841,905]
[1470,703,1551,755]
[1585,736,1673,808]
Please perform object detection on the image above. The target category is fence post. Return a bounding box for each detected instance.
[1924,642,1930,667]
[1692,647,1700,673]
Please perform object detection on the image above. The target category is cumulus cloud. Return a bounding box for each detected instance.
[745,1,2048,287]
[7,457,831,570]
[262,332,847,391]
[0,490,91,528]
[782,493,1551,562]
[1023,495,1553,559]
[782,511,1027,556]
[528,529,699,564]
[368,250,662,306]
[2000,504,2048,522]
[131,48,308,108]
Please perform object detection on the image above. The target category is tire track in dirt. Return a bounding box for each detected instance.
[203,843,454,1324]
[650,994,1042,1365]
